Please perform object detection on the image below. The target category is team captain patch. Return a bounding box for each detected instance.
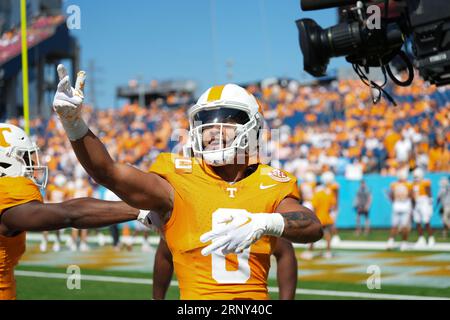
[268,169,291,182]
[174,158,192,173]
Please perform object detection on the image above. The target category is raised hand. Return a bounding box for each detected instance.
[52,64,89,141]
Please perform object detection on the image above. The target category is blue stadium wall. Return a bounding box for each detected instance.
[335,173,448,228]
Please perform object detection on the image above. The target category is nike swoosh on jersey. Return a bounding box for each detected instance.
[259,183,277,190]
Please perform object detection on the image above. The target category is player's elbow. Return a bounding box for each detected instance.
[303,209,323,243]
[311,222,324,242]
[302,213,323,243]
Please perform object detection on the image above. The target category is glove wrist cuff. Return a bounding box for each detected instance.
[137,210,151,225]
[61,116,89,141]
[257,213,285,237]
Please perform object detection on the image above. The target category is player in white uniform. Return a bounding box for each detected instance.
[387,169,413,250]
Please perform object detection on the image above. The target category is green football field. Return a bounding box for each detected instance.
[14,264,450,300]
[14,229,450,300]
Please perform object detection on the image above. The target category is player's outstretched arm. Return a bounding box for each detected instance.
[52,64,173,214]
[0,198,141,233]
[70,130,173,214]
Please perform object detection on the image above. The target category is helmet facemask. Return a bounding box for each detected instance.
[0,145,48,189]
[189,106,260,166]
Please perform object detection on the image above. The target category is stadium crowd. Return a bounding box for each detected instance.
[250,76,450,179]
[4,76,450,251]
[7,75,450,195]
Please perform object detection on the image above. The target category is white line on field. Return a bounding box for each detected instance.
[15,270,178,287]
[15,270,449,300]
[268,287,449,300]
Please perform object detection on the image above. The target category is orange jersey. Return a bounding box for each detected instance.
[149,153,299,300]
[0,177,43,300]
[121,224,131,237]
[390,181,412,201]
[312,186,335,226]
[300,181,316,202]
[327,182,339,205]
[412,180,431,199]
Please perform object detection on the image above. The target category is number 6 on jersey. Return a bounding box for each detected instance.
[210,208,251,284]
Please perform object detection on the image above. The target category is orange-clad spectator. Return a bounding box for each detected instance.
[383,157,399,176]
[428,145,450,172]
[385,129,401,158]
[301,183,336,260]
[305,113,317,124]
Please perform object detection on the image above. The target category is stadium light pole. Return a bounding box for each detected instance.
[20,0,30,135]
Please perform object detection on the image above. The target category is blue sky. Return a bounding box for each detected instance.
[63,0,343,108]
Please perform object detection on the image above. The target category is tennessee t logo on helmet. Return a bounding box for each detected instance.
[0,127,12,147]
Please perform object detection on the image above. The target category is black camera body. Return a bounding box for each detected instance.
[297,0,450,87]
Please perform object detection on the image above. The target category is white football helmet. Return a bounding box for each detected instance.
[0,123,48,189]
[188,84,263,166]
[413,167,424,181]
[321,171,335,185]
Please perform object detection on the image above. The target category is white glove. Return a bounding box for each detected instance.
[200,208,285,256]
[52,64,89,141]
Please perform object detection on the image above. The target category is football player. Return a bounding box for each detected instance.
[301,179,336,260]
[387,168,413,251]
[412,168,434,247]
[0,123,147,300]
[52,65,322,299]
[321,171,340,245]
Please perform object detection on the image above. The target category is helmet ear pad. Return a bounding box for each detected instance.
[0,148,26,178]
[0,161,11,177]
